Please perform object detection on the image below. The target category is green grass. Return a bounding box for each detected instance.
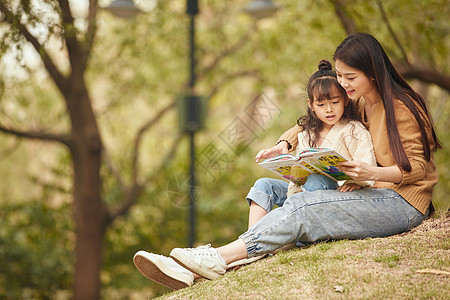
[156,211,449,300]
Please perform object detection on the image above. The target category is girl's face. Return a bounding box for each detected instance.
[335,60,378,102]
[308,86,347,131]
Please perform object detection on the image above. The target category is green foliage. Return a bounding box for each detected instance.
[0,201,73,299]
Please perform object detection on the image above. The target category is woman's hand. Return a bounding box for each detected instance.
[338,160,376,181]
[255,141,290,162]
[339,160,403,184]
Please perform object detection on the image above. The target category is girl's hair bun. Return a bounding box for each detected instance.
[318,60,332,71]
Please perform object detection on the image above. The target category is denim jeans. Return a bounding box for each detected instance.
[241,177,428,257]
[245,175,338,212]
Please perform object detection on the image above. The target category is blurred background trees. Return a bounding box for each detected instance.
[0,0,448,298]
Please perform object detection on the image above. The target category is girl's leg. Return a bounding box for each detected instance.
[302,174,339,192]
[246,178,289,228]
[217,239,248,264]
[249,201,268,229]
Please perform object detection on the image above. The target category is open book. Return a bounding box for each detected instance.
[258,148,352,185]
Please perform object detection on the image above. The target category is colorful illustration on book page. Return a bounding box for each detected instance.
[290,166,312,185]
[275,166,293,181]
[313,154,351,180]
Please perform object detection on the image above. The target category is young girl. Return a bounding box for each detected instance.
[134,33,440,288]
[284,59,375,197]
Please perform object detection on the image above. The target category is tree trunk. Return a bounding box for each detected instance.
[66,75,108,300]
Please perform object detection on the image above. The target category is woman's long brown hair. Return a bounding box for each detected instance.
[334,33,441,172]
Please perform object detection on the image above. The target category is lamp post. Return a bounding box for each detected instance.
[186,0,199,248]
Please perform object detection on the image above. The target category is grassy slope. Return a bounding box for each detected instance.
[157,211,449,300]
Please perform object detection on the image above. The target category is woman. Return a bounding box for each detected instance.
[134,33,440,288]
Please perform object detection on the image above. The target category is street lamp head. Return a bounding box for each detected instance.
[244,0,279,20]
[105,0,141,19]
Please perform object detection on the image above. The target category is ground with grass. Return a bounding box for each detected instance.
[156,211,449,299]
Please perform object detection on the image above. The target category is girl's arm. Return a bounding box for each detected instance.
[255,141,290,162]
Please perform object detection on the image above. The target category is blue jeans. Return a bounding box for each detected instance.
[246,175,338,212]
[241,177,428,257]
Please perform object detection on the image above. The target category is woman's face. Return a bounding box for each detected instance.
[335,60,378,102]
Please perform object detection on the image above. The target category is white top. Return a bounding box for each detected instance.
[288,119,376,195]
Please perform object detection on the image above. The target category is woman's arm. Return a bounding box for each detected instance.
[255,124,303,162]
[339,161,403,184]
[341,101,433,185]
[276,124,302,151]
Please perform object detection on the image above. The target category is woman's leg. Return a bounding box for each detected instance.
[240,188,428,258]
[246,178,289,228]
[170,188,428,280]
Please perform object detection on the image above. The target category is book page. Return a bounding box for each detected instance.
[258,148,352,185]
[261,159,313,183]
[302,152,351,181]
[261,153,297,163]
[287,165,316,185]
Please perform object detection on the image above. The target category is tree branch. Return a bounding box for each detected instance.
[207,70,261,100]
[85,0,99,56]
[102,149,126,193]
[0,124,70,146]
[58,0,85,75]
[108,133,183,223]
[377,0,409,63]
[132,99,177,184]
[104,99,179,223]
[331,0,357,35]
[396,63,450,93]
[143,133,183,185]
[197,22,257,80]
[106,183,144,225]
[0,1,68,93]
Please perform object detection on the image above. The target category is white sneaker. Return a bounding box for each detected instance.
[227,253,268,269]
[170,244,227,280]
[133,251,194,290]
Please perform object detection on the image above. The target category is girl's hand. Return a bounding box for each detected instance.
[337,183,361,192]
[255,142,290,162]
[338,160,375,181]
